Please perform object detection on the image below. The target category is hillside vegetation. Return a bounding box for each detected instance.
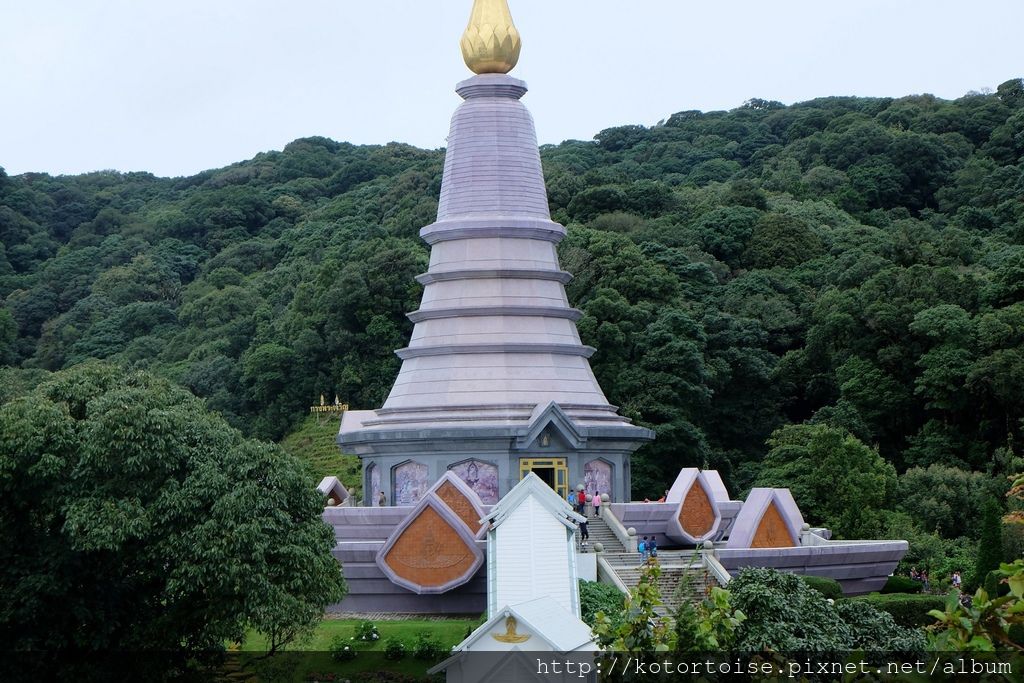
[2,79,1023,565]
[280,415,362,498]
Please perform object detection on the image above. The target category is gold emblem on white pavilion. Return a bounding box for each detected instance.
[491,615,531,643]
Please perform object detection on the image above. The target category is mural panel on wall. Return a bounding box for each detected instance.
[584,459,612,500]
[393,461,430,506]
[369,463,381,506]
[449,459,499,504]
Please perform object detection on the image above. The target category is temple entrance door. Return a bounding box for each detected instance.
[519,457,568,499]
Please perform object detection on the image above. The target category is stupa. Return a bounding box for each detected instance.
[339,0,653,506]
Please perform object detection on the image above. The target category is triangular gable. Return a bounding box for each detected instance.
[510,597,597,651]
[376,494,484,594]
[702,470,731,502]
[665,468,700,503]
[485,472,584,530]
[317,476,349,506]
[665,469,722,545]
[427,471,489,539]
[726,488,805,549]
[515,401,586,450]
[447,598,594,653]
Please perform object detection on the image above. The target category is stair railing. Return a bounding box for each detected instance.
[596,554,630,596]
[600,506,638,552]
[700,543,733,586]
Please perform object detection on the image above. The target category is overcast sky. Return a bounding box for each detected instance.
[1,0,1020,178]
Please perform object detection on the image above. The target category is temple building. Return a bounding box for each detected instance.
[323,1,907,617]
[338,0,653,506]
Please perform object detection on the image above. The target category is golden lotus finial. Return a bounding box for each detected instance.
[461,0,521,74]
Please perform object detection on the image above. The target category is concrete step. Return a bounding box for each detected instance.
[580,519,719,612]
[575,515,627,554]
[602,559,720,616]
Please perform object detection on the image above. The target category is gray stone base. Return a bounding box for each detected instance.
[342,408,652,507]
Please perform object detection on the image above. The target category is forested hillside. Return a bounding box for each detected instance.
[2,79,1023,569]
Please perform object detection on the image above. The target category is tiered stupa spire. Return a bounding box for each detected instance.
[340,0,652,504]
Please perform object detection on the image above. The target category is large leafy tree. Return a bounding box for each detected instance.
[896,464,1002,539]
[755,423,897,538]
[0,363,346,653]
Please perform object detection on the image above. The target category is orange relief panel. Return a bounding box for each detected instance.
[751,501,796,548]
[679,482,714,537]
[436,481,484,534]
[384,505,477,588]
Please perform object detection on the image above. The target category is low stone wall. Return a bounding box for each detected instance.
[715,540,908,596]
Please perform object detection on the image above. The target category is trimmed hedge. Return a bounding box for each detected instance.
[880,575,923,594]
[848,593,945,629]
[800,575,843,600]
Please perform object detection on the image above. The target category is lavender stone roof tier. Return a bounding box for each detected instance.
[340,74,645,434]
[338,72,652,507]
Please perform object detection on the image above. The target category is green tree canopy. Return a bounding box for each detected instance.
[0,363,345,654]
[897,464,1002,538]
[755,423,897,538]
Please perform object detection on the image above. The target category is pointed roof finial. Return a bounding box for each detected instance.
[461,0,521,75]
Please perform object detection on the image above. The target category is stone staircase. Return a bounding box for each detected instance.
[576,513,626,553]
[609,555,718,617]
[576,516,718,616]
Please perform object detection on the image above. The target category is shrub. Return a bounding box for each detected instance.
[593,564,673,652]
[354,619,379,641]
[801,575,843,600]
[729,568,926,651]
[880,575,923,594]
[579,580,626,628]
[674,586,746,652]
[383,637,406,661]
[412,632,446,661]
[730,569,851,651]
[849,593,946,629]
[329,635,356,661]
[834,600,927,651]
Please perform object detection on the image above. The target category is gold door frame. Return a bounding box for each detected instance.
[519,457,568,499]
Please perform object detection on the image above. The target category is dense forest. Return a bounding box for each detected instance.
[2,78,1023,580]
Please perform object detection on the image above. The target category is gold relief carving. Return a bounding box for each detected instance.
[491,615,530,643]
[751,501,796,548]
[384,505,476,587]
[679,480,714,537]
[461,0,522,74]
[437,481,483,535]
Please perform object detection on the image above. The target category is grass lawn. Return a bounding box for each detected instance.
[232,618,479,682]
